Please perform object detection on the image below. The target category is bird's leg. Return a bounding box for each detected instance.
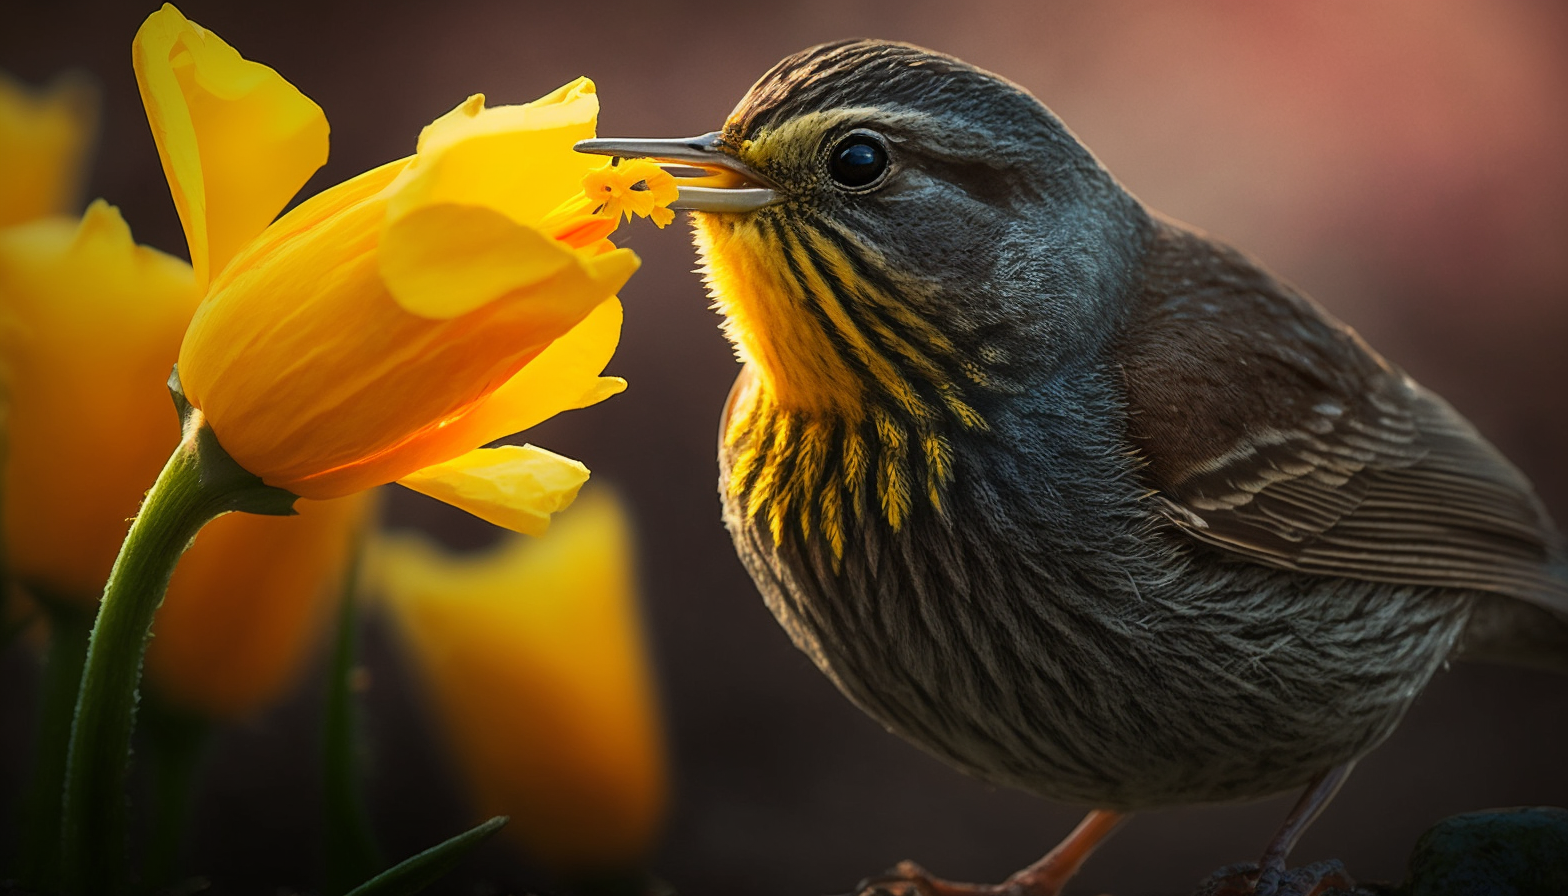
[1201,763,1359,896]
[856,810,1126,896]
[1000,810,1127,894]
[1255,763,1353,889]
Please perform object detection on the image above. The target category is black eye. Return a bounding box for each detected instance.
[829,132,889,189]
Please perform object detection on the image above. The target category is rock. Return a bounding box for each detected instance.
[1399,807,1568,896]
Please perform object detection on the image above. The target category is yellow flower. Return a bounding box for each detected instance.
[145,492,372,718]
[373,489,666,873]
[0,203,199,600]
[136,4,670,532]
[0,71,96,228]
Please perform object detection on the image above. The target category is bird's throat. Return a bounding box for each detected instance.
[695,210,995,557]
[694,212,869,418]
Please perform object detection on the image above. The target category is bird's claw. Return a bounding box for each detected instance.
[853,860,1003,896]
[1195,859,1358,896]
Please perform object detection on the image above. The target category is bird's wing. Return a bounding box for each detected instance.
[1116,223,1567,613]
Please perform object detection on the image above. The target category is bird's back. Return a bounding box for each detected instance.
[1114,218,1568,668]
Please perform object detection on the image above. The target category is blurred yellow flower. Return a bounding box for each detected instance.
[146,492,371,718]
[0,202,199,600]
[374,489,667,873]
[0,62,367,718]
[135,4,668,533]
[0,71,96,229]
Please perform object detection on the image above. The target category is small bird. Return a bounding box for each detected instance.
[579,40,1568,895]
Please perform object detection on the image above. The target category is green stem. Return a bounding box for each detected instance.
[323,549,385,894]
[59,376,296,896]
[139,699,210,895]
[14,595,92,892]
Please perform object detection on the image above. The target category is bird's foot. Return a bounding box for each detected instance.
[853,860,1038,896]
[1195,860,1357,896]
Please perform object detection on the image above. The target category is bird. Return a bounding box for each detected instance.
[577,39,1568,896]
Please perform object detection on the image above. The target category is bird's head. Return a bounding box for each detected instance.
[581,40,1149,422]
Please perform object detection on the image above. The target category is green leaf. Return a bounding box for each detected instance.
[342,816,508,896]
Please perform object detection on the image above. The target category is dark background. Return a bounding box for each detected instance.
[3,1,1567,894]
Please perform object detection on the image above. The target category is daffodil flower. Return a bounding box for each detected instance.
[58,7,671,889]
[374,489,666,875]
[139,0,668,528]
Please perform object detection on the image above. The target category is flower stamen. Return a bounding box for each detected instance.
[541,159,679,252]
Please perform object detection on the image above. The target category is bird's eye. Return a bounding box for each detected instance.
[829,131,889,190]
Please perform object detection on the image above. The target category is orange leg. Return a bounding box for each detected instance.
[858,809,1127,896]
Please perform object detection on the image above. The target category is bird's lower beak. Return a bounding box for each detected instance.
[574,132,781,213]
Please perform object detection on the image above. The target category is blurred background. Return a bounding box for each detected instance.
[3,1,1567,894]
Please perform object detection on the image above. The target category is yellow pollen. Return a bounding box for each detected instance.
[539,159,678,252]
[582,159,678,227]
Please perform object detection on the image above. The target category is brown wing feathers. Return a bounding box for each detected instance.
[1117,220,1567,612]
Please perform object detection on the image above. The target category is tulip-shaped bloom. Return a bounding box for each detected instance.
[0,204,366,660]
[375,489,666,876]
[137,3,671,530]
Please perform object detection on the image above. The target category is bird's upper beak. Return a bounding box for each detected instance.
[574,132,781,213]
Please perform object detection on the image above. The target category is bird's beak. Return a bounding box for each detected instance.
[574,132,781,213]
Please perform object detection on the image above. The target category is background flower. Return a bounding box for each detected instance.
[0,71,96,229]
[145,492,372,719]
[0,201,199,602]
[374,487,667,876]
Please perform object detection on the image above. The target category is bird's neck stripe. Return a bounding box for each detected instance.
[725,373,968,561]
[701,209,993,558]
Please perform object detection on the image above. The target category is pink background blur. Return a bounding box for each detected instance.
[4,1,1566,894]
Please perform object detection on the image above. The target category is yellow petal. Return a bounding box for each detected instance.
[267,294,626,500]
[379,202,576,319]
[0,71,97,227]
[133,3,328,285]
[372,488,666,870]
[0,201,199,601]
[445,297,626,446]
[397,445,589,535]
[385,81,599,231]
[187,205,635,498]
[145,493,371,719]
